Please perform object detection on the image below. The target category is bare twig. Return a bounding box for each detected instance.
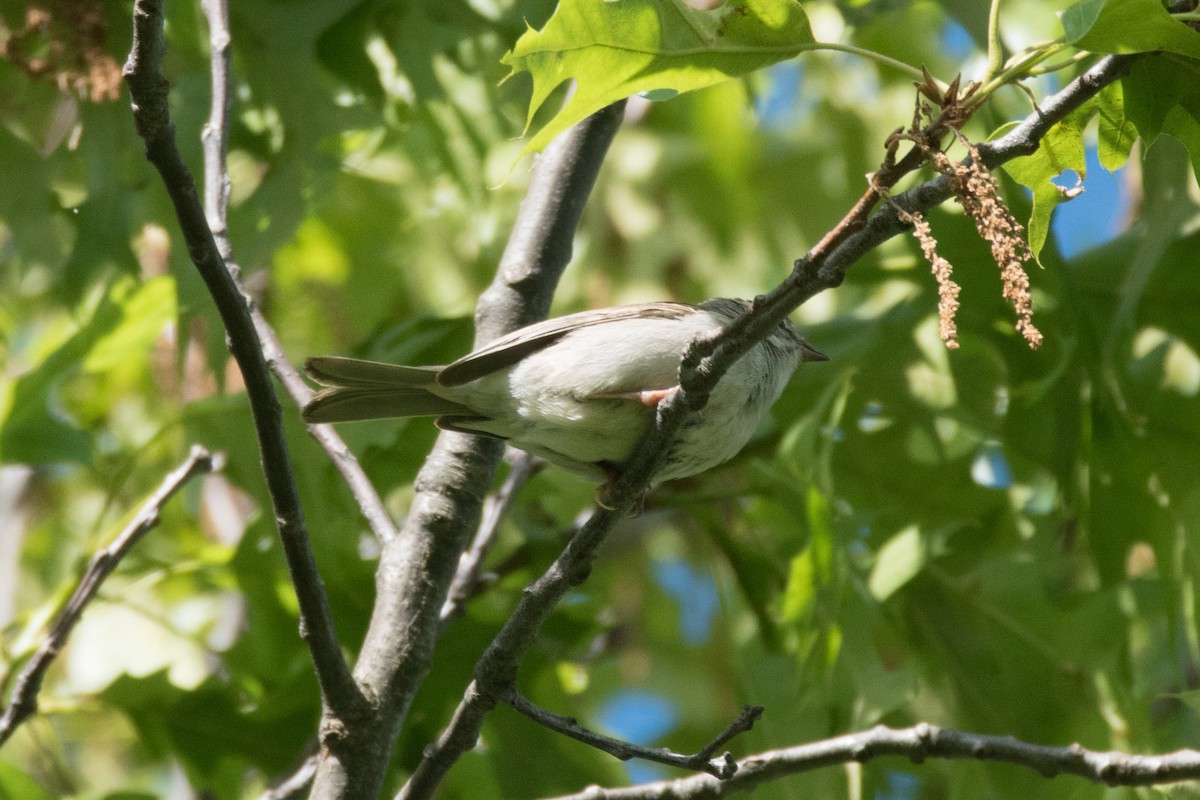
[440,452,543,626]
[261,754,318,800]
[505,688,761,780]
[124,0,358,717]
[0,446,215,748]
[199,0,231,253]
[197,0,398,545]
[396,53,1143,800]
[541,723,1200,799]
[305,103,627,799]
[693,706,765,762]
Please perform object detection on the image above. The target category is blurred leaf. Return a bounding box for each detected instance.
[868,525,924,600]
[503,0,813,153]
[104,670,315,793]
[0,760,54,800]
[1121,57,1200,182]
[0,276,171,464]
[1061,0,1200,59]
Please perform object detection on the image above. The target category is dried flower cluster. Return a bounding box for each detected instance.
[931,141,1042,349]
[897,206,961,348]
[885,76,1043,351]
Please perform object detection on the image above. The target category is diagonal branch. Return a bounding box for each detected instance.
[396,52,1143,800]
[0,446,215,748]
[123,0,359,717]
[540,723,1200,799]
[505,688,762,780]
[198,0,398,544]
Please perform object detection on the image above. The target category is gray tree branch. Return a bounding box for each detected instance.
[541,723,1200,800]
[505,688,762,780]
[123,0,359,717]
[0,446,215,748]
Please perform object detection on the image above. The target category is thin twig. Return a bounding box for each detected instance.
[395,53,1143,800]
[504,688,761,780]
[197,0,398,545]
[694,706,765,762]
[123,0,359,717]
[199,0,231,253]
[261,754,318,800]
[440,452,543,626]
[541,723,1200,799]
[0,446,215,748]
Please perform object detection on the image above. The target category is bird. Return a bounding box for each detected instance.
[302,298,826,484]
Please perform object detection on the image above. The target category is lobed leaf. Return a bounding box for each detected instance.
[503,0,814,154]
[1000,105,1090,262]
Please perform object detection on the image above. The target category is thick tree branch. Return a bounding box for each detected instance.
[397,53,1143,800]
[505,689,762,780]
[0,446,215,748]
[306,103,627,799]
[541,723,1200,799]
[124,0,358,716]
[198,0,398,544]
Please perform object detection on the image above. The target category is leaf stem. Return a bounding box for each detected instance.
[805,41,933,85]
[985,0,1005,80]
[969,40,1069,110]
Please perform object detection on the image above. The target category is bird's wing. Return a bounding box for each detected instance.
[436,302,696,387]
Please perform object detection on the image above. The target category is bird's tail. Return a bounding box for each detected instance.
[301,356,474,423]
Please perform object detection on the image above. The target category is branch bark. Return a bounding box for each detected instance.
[0,446,215,748]
[123,0,358,717]
[306,103,627,798]
[541,723,1200,799]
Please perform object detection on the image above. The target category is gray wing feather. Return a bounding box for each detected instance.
[437,302,695,387]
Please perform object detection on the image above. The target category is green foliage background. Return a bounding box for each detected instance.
[2,0,1200,798]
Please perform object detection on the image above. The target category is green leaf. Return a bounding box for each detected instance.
[104,670,315,789]
[1123,57,1200,185]
[0,276,172,465]
[83,276,176,374]
[503,0,814,153]
[1096,81,1137,171]
[1061,0,1200,59]
[868,525,925,600]
[1001,103,1090,261]
[0,760,55,800]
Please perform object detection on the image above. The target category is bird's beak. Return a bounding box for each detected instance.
[801,340,829,363]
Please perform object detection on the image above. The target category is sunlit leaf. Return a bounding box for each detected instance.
[1001,104,1089,261]
[503,0,814,153]
[1061,0,1200,59]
